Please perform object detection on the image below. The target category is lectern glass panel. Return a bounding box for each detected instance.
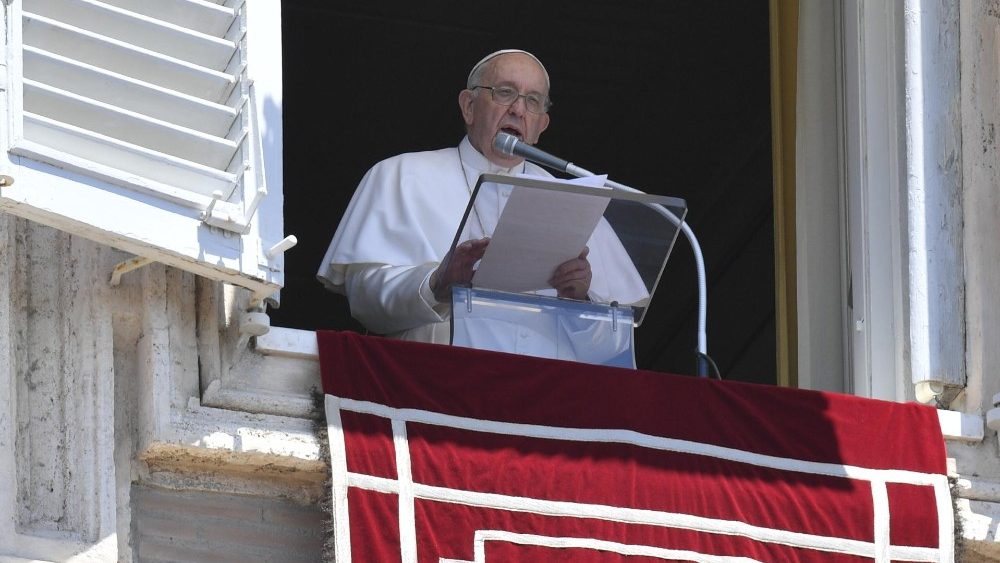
[443,173,686,328]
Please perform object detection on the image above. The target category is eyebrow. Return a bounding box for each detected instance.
[492,81,547,97]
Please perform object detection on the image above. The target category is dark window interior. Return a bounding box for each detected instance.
[275,1,776,384]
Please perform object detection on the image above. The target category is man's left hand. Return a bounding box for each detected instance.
[549,247,592,300]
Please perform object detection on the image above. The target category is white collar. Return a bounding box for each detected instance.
[458,136,522,174]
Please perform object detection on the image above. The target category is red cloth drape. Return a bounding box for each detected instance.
[319,330,951,562]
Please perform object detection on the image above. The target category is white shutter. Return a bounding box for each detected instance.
[0,0,287,301]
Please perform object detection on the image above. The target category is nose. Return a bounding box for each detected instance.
[506,95,528,116]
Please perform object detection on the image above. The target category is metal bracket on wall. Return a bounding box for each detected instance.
[110,256,154,286]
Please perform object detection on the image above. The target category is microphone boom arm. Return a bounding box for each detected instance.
[571,164,710,377]
[494,133,711,377]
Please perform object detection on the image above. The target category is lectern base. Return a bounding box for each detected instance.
[451,287,635,368]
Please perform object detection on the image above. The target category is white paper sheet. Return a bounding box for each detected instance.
[472,174,610,292]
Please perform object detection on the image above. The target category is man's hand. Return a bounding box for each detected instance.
[430,238,490,302]
[549,247,592,300]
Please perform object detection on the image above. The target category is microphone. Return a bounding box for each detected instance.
[494,132,617,185]
[493,132,572,173]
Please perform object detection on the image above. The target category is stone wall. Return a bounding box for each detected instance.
[951,1,1000,559]
[131,485,324,562]
[0,215,325,562]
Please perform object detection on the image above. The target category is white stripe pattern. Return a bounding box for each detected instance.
[935,477,956,563]
[326,395,954,562]
[471,530,766,562]
[348,471,941,562]
[325,395,353,563]
[872,479,890,562]
[339,397,949,486]
[393,419,418,563]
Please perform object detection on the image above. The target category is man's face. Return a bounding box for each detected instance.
[459,53,551,167]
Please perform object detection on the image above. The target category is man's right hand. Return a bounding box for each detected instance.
[429,238,490,302]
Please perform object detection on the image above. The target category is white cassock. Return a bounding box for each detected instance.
[317,136,648,353]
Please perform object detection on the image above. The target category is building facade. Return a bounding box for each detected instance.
[1,0,999,561]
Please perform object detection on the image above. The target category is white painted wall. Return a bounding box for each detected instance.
[796,0,1000,556]
[903,0,966,401]
[795,0,848,394]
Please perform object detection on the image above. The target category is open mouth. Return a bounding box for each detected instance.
[500,126,523,140]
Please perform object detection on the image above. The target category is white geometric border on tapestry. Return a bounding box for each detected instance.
[325,395,954,563]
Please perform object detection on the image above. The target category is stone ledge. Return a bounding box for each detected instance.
[138,398,328,504]
[256,326,318,359]
[939,409,986,443]
[171,397,322,460]
[257,327,992,449]
[139,442,327,505]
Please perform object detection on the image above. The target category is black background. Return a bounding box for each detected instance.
[274,0,776,384]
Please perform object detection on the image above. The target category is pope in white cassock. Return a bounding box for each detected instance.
[317,49,648,359]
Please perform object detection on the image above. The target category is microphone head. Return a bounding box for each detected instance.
[493,132,519,156]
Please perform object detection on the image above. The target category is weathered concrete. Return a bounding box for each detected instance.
[959,0,1000,418]
[0,215,325,561]
[131,484,325,563]
[1,215,119,561]
[950,1,1000,559]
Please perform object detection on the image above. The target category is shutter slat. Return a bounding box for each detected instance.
[24,47,237,137]
[27,0,237,70]
[23,12,234,101]
[97,0,236,37]
[16,0,258,211]
[23,113,238,197]
[25,80,239,170]
[4,0,285,295]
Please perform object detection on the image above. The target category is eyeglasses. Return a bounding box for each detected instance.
[472,85,551,114]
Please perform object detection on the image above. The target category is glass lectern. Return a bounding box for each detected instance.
[447,173,686,368]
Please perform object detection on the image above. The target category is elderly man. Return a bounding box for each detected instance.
[318,49,642,346]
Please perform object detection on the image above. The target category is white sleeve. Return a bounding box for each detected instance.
[341,262,450,335]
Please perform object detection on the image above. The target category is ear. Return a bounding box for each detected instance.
[458,89,475,126]
[532,113,550,143]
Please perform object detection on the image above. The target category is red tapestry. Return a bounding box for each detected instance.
[318,330,952,562]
